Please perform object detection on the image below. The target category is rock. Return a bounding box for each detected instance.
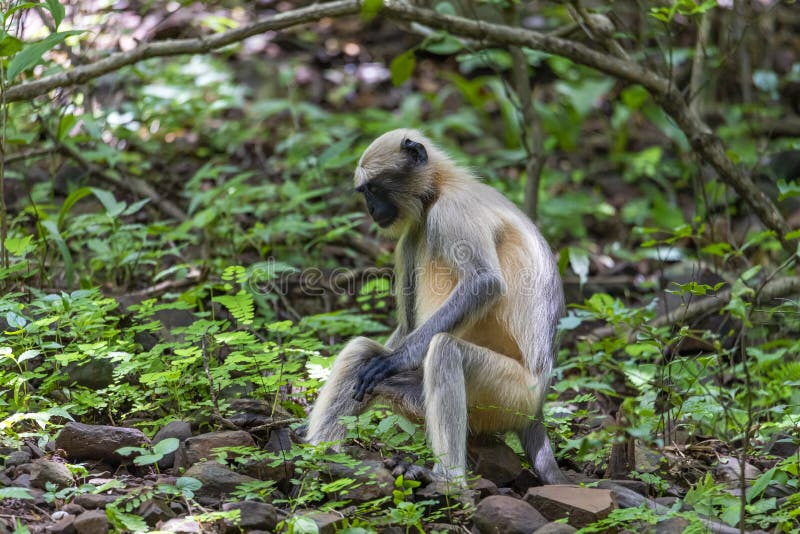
[4,450,31,468]
[73,493,118,509]
[46,513,76,534]
[512,468,540,494]
[655,517,690,533]
[524,485,616,528]
[63,503,85,515]
[469,440,523,487]
[321,460,394,503]
[765,432,799,458]
[30,459,74,490]
[473,495,548,534]
[222,501,280,531]
[56,423,150,464]
[174,431,255,469]
[472,476,499,499]
[157,517,202,533]
[534,523,577,534]
[654,496,680,508]
[426,524,461,533]
[634,444,665,474]
[183,461,259,505]
[152,421,192,470]
[137,498,175,526]
[297,511,343,534]
[65,359,114,390]
[715,457,761,485]
[74,509,109,534]
[265,426,293,454]
[239,457,293,490]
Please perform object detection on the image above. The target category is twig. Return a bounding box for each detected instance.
[3,146,55,164]
[585,276,800,341]
[201,330,238,431]
[5,0,362,103]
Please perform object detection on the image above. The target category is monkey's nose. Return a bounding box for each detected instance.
[368,205,375,215]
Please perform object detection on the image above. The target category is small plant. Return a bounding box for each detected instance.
[116,437,180,467]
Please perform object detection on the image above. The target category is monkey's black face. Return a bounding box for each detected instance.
[356,182,399,227]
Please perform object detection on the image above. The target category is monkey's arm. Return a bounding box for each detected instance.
[354,209,504,401]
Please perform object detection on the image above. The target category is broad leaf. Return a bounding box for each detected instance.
[7,30,83,80]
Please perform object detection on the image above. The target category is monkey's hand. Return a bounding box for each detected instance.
[353,353,405,402]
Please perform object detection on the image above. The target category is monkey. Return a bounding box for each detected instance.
[306,128,567,487]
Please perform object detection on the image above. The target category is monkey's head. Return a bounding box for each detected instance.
[354,129,442,234]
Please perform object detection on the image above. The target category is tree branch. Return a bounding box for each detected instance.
[6,0,795,252]
[5,0,361,103]
[378,1,794,253]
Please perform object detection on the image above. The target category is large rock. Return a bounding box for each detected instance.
[715,457,761,485]
[321,460,394,503]
[56,423,149,464]
[221,501,280,531]
[469,440,523,487]
[73,494,117,510]
[174,431,255,469]
[30,459,73,490]
[524,485,616,528]
[152,421,192,470]
[183,461,259,505]
[74,509,109,534]
[473,495,548,534]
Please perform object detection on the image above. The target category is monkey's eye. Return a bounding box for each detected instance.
[355,185,366,194]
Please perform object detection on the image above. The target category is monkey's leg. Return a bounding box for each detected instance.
[518,416,568,484]
[307,337,424,445]
[423,334,545,485]
[306,337,389,444]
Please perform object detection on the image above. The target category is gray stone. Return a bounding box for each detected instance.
[183,461,259,505]
[73,493,117,509]
[524,485,616,528]
[157,517,202,533]
[655,517,690,534]
[469,440,523,487]
[472,476,499,499]
[174,431,255,469]
[534,523,577,534]
[46,513,76,534]
[152,421,192,470]
[137,498,175,526]
[30,459,73,490]
[715,457,761,485]
[74,509,109,534]
[4,450,31,468]
[222,501,279,531]
[322,459,394,503]
[474,495,548,534]
[55,423,150,464]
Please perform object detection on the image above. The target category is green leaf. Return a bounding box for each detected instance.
[747,466,776,502]
[568,246,590,287]
[0,487,34,500]
[41,219,74,288]
[90,187,126,217]
[4,3,41,18]
[152,438,179,456]
[115,446,145,457]
[390,50,416,86]
[133,453,160,466]
[360,0,382,20]
[289,516,319,534]
[7,30,83,80]
[4,234,33,256]
[57,113,77,140]
[0,35,23,57]
[44,0,65,29]
[58,187,92,228]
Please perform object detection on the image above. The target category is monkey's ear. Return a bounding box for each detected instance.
[401,138,428,165]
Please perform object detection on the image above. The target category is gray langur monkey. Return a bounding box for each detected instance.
[306,128,567,487]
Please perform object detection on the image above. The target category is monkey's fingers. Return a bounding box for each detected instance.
[353,358,397,401]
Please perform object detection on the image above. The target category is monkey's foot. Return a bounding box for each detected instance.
[383,455,434,484]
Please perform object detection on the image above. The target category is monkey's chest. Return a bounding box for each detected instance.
[415,260,522,360]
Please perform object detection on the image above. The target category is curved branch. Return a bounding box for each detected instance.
[5,0,794,252]
[378,1,794,252]
[4,0,361,103]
